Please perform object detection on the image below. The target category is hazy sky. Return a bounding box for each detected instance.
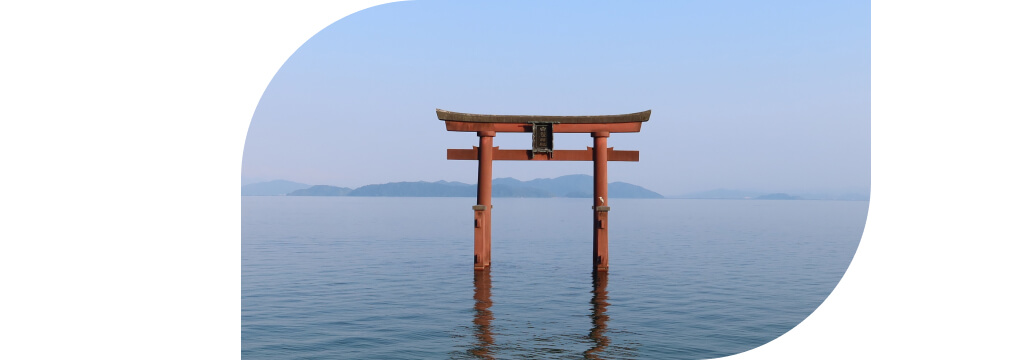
[241,0,869,195]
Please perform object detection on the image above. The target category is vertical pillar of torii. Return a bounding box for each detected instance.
[592,131,610,271]
[473,131,495,270]
[439,109,650,272]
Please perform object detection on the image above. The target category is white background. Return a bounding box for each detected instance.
[1,1,1020,358]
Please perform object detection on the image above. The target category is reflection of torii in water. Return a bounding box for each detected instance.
[439,109,651,271]
[468,269,613,359]
[470,269,494,359]
[586,271,610,360]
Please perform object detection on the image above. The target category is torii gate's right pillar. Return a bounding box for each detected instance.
[592,131,610,271]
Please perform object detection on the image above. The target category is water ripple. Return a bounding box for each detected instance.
[243,197,865,359]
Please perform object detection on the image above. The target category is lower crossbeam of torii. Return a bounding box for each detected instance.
[438,109,651,271]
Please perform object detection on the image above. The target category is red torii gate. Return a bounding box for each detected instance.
[438,109,651,271]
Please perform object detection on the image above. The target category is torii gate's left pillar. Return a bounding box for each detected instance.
[474,131,495,270]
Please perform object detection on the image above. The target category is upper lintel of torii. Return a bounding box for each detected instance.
[437,109,651,133]
[436,109,651,124]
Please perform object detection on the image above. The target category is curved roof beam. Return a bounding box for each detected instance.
[437,109,651,124]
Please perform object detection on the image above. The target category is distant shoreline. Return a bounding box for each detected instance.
[241,175,868,201]
[241,195,868,201]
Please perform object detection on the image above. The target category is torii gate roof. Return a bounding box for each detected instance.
[437,109,651,124]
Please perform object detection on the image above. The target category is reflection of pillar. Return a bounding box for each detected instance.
[475,131,495,269]
[592,131,610,271]
[471,268,494,359]
[585,270,609,359]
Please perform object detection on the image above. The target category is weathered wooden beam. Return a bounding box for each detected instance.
[447,147,639,161]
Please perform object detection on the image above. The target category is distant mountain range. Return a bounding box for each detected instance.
[240,179,310,196]
[755,193,803,200]
[241,176,868,200]
[492,174,664,198]
[289,185,353,196]
[672,189,763,199]
[241,175,664,198]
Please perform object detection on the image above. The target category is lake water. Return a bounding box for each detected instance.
[242,197,867,359]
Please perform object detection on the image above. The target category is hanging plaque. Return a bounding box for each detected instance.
[531,122,554,158]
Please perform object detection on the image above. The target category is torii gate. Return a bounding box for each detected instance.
[439,109,651,271]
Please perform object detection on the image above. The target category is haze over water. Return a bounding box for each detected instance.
[242,196,865,359]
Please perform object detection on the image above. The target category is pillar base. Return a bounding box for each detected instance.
[473,205,490,269]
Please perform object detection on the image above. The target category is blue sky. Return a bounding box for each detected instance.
[242,0,869,195]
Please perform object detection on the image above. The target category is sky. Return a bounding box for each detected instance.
[241,0,870,196]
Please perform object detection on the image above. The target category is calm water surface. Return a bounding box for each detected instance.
[242,197,866,359]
